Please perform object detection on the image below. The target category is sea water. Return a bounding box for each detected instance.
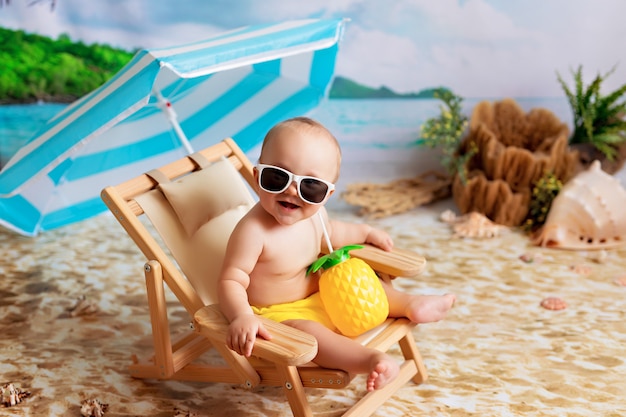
[0,102,68,167]
[0,98,573,186]
[310,97,573,195]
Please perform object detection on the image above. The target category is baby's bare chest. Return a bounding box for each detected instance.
[260,222,322,275]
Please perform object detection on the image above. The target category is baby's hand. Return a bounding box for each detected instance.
[227,314,272,357]
[366,228,394,251]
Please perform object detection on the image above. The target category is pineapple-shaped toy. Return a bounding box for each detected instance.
[308,245,389,337]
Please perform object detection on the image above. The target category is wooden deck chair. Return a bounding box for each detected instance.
[100,138,429,417]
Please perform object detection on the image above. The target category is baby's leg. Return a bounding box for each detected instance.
[283,319,399,392]
[382,281,456,323]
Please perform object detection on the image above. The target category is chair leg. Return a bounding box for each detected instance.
[276,365,313,417]
[399,331,428,384]
[144,260,175,378]
[342,360,417,417]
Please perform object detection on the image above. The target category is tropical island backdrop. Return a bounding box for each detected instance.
[0,27,444,104]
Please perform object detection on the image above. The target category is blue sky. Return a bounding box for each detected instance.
[1,0,625,97]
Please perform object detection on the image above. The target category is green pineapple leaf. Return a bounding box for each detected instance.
[307,245,364,275]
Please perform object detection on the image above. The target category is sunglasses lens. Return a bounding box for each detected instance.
[258,165,331,204]
[260,167,290,192]
[300,178,328,204]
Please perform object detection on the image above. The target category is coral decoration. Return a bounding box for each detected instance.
[453,99,579,226]
[452,174,530,226]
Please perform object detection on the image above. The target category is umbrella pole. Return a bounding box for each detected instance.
[155,91,194,154]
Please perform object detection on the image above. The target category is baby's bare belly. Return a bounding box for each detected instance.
[247,272,319,307]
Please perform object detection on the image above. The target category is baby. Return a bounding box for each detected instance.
[218,116,455,392]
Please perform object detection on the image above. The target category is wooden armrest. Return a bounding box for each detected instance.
[194,304,318,366]
[350,244,426,278]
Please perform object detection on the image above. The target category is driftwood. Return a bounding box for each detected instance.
[342,171,451,218]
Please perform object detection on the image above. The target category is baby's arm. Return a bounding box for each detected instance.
[218,220,271,357]
[325,208,393,251]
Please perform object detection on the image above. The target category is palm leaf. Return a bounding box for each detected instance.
[557,71,577,116]
[599,83,626,108]
[592,137,618,160]
[559,64,626,157]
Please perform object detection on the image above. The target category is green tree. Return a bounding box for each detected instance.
[0,26,134,103]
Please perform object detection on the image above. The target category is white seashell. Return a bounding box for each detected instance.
[447,211,507,238]
[68,295,99,317]
[1,383,31,407]
[439,209,458,223]
[533,161,626,250]
[81,399,109,417]
[588,249,608,264]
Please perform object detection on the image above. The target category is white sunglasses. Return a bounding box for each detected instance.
[256,164,335,205]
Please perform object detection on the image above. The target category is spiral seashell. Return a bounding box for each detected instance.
[533,161,626,250]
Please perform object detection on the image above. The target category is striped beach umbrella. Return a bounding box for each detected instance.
[0,18,346,236]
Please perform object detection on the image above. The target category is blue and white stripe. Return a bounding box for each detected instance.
[0,18,346,236]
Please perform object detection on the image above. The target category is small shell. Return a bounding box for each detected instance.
[439,209,457,223]
[68,295,99,317]
[174,407,199,417]
[570,264,592,276]
[588,249,608,264]
[519,252,543,264]
[533,161,626,250]
[81,399,109,417]
[540,297,567,310]
[614,275,626,287]
[450,211,507,238]
[1,383,31,407]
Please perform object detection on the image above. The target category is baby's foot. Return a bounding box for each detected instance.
[366,354,400,392]
[406,294,456,324]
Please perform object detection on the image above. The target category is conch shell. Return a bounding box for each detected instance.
[533,161,626,249]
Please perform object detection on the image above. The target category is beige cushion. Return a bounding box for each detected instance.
[136,158,255,304]
[187,206,251,303]
[159,159,254,236]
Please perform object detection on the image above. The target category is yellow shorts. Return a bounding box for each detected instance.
[251,292,336,331]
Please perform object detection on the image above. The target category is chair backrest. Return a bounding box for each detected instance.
[101,139,257,314]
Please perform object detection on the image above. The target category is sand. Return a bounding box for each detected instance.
[1,199,625,416]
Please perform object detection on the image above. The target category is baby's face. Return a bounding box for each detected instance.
[256,127,339,226]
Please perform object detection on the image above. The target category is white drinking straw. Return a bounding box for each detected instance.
[318,211,334,252]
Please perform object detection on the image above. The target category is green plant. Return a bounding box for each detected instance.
[0,27,133,103]
[418,88,472,182]
[522,172,562,233]
[557,65,626,160]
